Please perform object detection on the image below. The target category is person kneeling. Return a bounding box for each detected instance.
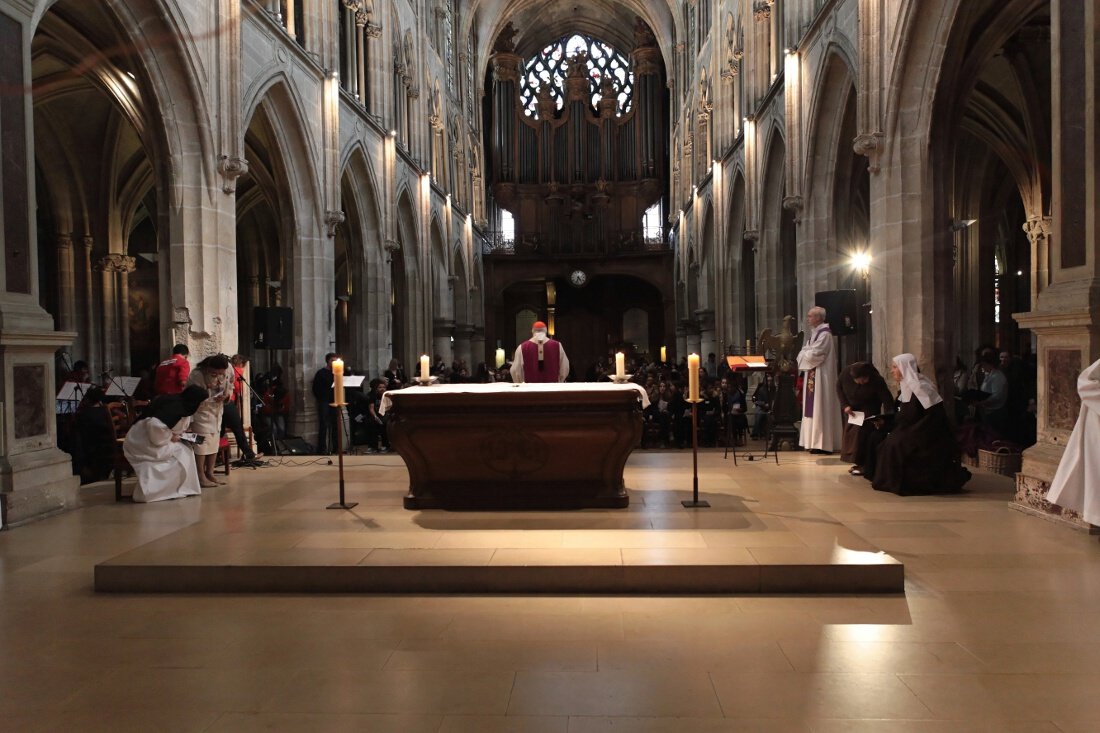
[867,354,971,495]
[123,385,209,502]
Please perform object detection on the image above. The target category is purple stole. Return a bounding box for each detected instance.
[521,339,561,383]
[804,325,830,418]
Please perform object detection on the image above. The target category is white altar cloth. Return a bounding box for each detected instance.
[380,381,650,415]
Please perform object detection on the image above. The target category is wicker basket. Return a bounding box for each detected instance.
[978,446,1022,477]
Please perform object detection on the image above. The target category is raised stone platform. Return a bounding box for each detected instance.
[93,451,904,594]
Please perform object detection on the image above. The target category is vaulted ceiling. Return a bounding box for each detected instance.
[466,0,677,70]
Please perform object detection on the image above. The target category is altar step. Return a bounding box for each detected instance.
[95,553,902,594]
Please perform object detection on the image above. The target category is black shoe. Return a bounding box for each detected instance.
[809,449,833,455]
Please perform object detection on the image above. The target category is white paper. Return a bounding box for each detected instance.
[105,376,142,397]
[847,410,865,427]
[57,382,94,401]
[332,376,366,388]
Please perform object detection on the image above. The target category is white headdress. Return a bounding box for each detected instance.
[893,353,942,409]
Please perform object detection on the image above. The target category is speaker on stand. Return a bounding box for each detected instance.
[814,289,859,366]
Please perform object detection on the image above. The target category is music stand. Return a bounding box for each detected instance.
[105,376,141,399]
[57,382,93,414]
[723,355,778,466]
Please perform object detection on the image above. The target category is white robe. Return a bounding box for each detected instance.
[122,417,202,503]
[1046,358,1100,526]
[796,323,842,452]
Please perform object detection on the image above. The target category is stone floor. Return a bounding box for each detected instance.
[93,450,901,594]
[2,448,1099,731]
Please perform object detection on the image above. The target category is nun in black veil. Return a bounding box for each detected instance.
[123,385,208,502]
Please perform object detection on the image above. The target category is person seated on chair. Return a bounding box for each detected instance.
[122,385,209,502]
[750,372,775,438]
[836,361,895,475]
[366,378,390,453]
[700,384,722,447]
[74,386,113,484]
[864,354,971,495]
[723,375,750,446]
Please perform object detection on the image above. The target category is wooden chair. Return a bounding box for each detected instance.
[106,401,134,501]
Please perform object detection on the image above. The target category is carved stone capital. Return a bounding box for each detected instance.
[782,196,804,223]
[56,234,73,250]
[384,238,401,253]
[217,155,249,195]
[753,1,773,22]
[853,132,884,174]
[744,229,760,242]
[325,209,346,238]
[407,86,420,99]
[429,114,443,131]
[341,0,363,11]
[81,236,94,252]
[94,253,137,274]
[365,22,382,38]
[1023,216,1053,244]
[354,10,369,27]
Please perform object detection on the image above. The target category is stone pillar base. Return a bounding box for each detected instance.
[2,448,81,527]
[0,328,80,528]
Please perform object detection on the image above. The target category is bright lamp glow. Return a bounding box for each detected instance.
[850,251,872,276]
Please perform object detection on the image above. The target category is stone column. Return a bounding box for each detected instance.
[81,237,96,369]
[355,11,368,105]
[695,308,716,362]
[432,317,455,367]
[55,235,76,333]
[366,22,382,116]
[0,9,78,525]
[454,323,474,370]
[682,318,702,358]
[1012,0,1100,530]
[470,325,486,371]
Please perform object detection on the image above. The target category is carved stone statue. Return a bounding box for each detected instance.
[758,315,804,374]
[493,22,517,54]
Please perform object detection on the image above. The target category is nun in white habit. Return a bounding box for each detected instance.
[1046,358,1100,526]
[123,385,208,502]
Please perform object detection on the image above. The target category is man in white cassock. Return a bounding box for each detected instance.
[1046,357,1100,526]
[510,321,570,383]
[797,306,842,454]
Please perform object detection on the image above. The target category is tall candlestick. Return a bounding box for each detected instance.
[660,345,667,363]
[420,354,430,381]
[332,358,345,405]
[615,352,625,378]
[688,353,700,402]
[745,339,752,354]
[495,347,505,369]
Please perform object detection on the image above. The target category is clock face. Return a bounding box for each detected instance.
[570,269,588,287]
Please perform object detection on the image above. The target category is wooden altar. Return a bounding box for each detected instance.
[381,384,645,510]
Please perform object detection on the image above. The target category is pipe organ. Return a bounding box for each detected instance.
[487,19,667,256]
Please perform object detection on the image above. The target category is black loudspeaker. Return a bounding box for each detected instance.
[253,307,293,350]
[814,290,858,336]
[276,437,313,455]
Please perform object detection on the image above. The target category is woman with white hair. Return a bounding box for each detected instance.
[866,353,971,495]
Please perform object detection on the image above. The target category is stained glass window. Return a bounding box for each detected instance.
[519,34,634,119]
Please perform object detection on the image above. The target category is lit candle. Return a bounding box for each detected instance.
[420,354,430,381]
[495,347,505,369]
[332,358,345,406]
[660,346,667,363]
[615,352,625,378]
[688,353,700,402]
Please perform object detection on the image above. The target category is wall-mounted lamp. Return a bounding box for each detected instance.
[849,251,872,279]
[388,129,397,137]
[266,279,282,289]
[327,69,339,81]
[950,218,978,232]
[336,294,351,302]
